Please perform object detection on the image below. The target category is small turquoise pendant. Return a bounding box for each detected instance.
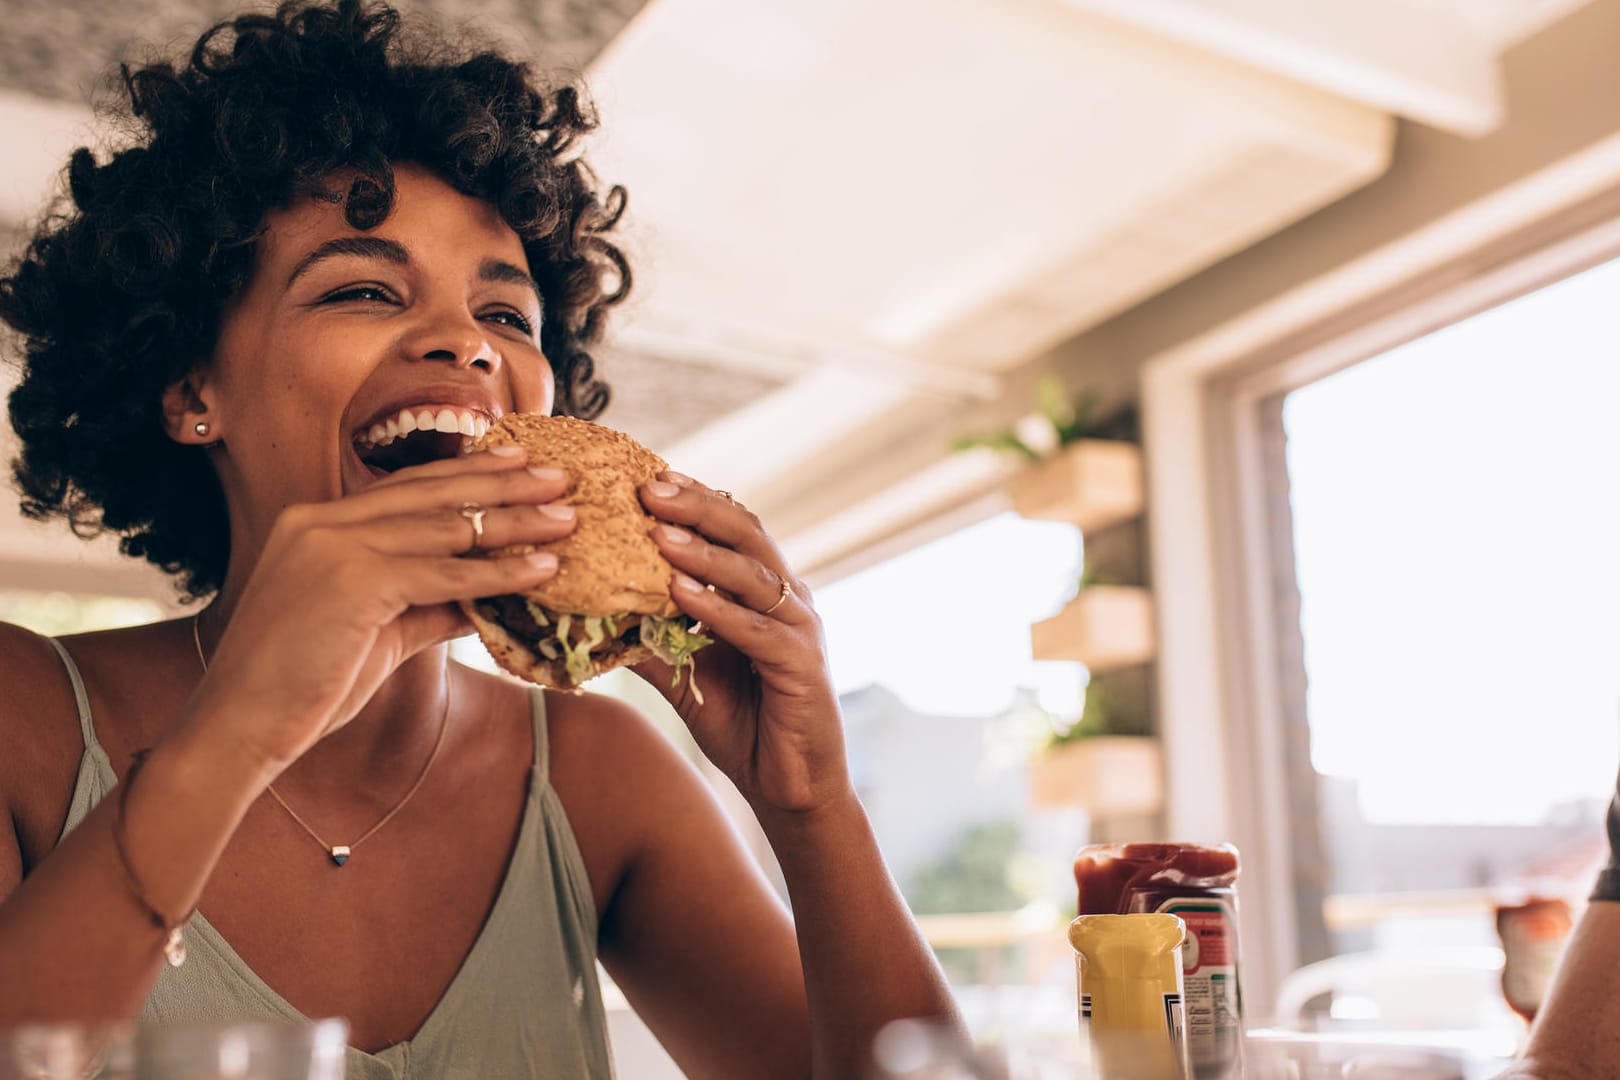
[329,845,351,867]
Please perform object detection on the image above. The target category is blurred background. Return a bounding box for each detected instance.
[4,0,1620,1071]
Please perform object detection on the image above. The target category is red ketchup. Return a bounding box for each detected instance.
[1075,843,1243,1080]
[1495,896,1573,1022]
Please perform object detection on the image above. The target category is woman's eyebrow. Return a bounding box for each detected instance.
[285,236,410,290]
[479,257,542,304]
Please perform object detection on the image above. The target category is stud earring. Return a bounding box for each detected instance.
[193,421,210,439]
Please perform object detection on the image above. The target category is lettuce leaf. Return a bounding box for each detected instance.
[515,604,711,690]
[638,615,713,691]
[524,600,551,628]
[554,613,596,686]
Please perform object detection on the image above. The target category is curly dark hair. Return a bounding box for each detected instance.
[0,0,629,600]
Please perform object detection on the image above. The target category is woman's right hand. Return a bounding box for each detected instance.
[186,447,574,774]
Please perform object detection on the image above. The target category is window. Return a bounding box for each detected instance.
[1273,251,1620,1024]
[815,511,1090,1039]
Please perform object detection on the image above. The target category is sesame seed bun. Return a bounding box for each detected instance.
[457,414,680,687]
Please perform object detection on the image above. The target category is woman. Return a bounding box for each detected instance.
[0,2,961,1076]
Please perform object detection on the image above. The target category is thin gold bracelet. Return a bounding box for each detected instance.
[112,750,193,968]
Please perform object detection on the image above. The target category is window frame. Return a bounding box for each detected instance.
[1143,174,1620,1020]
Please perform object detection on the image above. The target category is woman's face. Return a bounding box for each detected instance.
[196,164,554,536]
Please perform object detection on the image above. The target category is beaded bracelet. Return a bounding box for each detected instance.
[112,750,193,968]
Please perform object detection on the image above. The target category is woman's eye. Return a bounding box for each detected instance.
[320,284,397,305]
[484,309,535,335]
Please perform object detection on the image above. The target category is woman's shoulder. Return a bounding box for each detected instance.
[0,621,94,868]
[0,620,185,844]
[539,684,717,913]
[0,618,65,671]
[0,620,82,746]
[544,685,702,795]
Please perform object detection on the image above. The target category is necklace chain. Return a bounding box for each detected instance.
[191,614,450,866]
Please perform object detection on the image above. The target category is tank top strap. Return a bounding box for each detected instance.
[528,688,549,787]
[45,637,101,756]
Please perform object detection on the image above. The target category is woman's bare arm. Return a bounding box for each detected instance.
[585,697,812,1079]
[586,695,958,1080]
[0,649,275,1023]
[1496,901,1620,1079]
[0,454,576,1023]
[614,473,963,1078]
[757,791,963,1078]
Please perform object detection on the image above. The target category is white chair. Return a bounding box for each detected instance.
[1269,945,1526,1068]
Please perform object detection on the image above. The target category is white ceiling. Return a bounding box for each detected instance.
[585,0,1596,572]
[0,0,1601,593]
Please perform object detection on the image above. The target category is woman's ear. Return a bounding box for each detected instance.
[161,375,218,445]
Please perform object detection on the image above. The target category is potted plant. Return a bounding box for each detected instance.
[954,378,1143,531]
[1028,677,1162,815]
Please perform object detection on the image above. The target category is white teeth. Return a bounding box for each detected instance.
[356,405,493,451]
[461,435,475,454]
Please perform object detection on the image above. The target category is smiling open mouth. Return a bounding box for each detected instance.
[353,406,493,474]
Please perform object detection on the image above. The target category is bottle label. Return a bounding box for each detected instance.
[1078,991,1185,1038]
[1164,991,1185,1043]
[1157,899,1241,1077]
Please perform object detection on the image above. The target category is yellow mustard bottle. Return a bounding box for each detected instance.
[1069,913,1191,1080]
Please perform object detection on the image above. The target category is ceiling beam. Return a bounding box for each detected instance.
[659,367,922,503]
[615,315,1003,401]
[1061,0,1506,136]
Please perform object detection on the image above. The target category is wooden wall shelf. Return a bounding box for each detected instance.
[1028,736,1163,815]
[1010,439,1143,534]
[1030,585,1155,673]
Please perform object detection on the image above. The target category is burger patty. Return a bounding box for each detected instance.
[481,595,547,641]
[477,595,642,652]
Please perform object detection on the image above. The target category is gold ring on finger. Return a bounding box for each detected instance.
[458,501,487,553]
[762,578,792,616]
[715,489,736,505]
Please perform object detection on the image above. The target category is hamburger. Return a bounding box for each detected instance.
[458,414,711,690]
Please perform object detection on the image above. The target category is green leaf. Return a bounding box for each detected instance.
[638,614,714,688]
[1056,388,1101,445]
[1036,375,1074,433]
[950,431,1041,462]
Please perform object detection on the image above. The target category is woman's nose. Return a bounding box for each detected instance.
[400,316,500,371]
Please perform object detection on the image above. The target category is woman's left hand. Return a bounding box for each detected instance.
[632,472,850,816]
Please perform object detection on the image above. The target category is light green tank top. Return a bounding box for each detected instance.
[48,638,616,1079]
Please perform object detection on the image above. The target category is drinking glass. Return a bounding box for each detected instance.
[868,1018,1093,1080]
[1244,1030,1501,1080]
[132,1020,346,1080]
[0,1024,134,1079]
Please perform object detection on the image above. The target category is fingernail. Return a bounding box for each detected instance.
[524,552,558,571]
[658,524,692,543]
[487,444,525,458]
[662,471,695,486]
[647,481,681,498]
[528,466,566,481]
[539,503,575,521]
[673,571,702,593]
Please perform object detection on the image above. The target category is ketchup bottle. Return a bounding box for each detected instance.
[1074,844,1243,1080]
